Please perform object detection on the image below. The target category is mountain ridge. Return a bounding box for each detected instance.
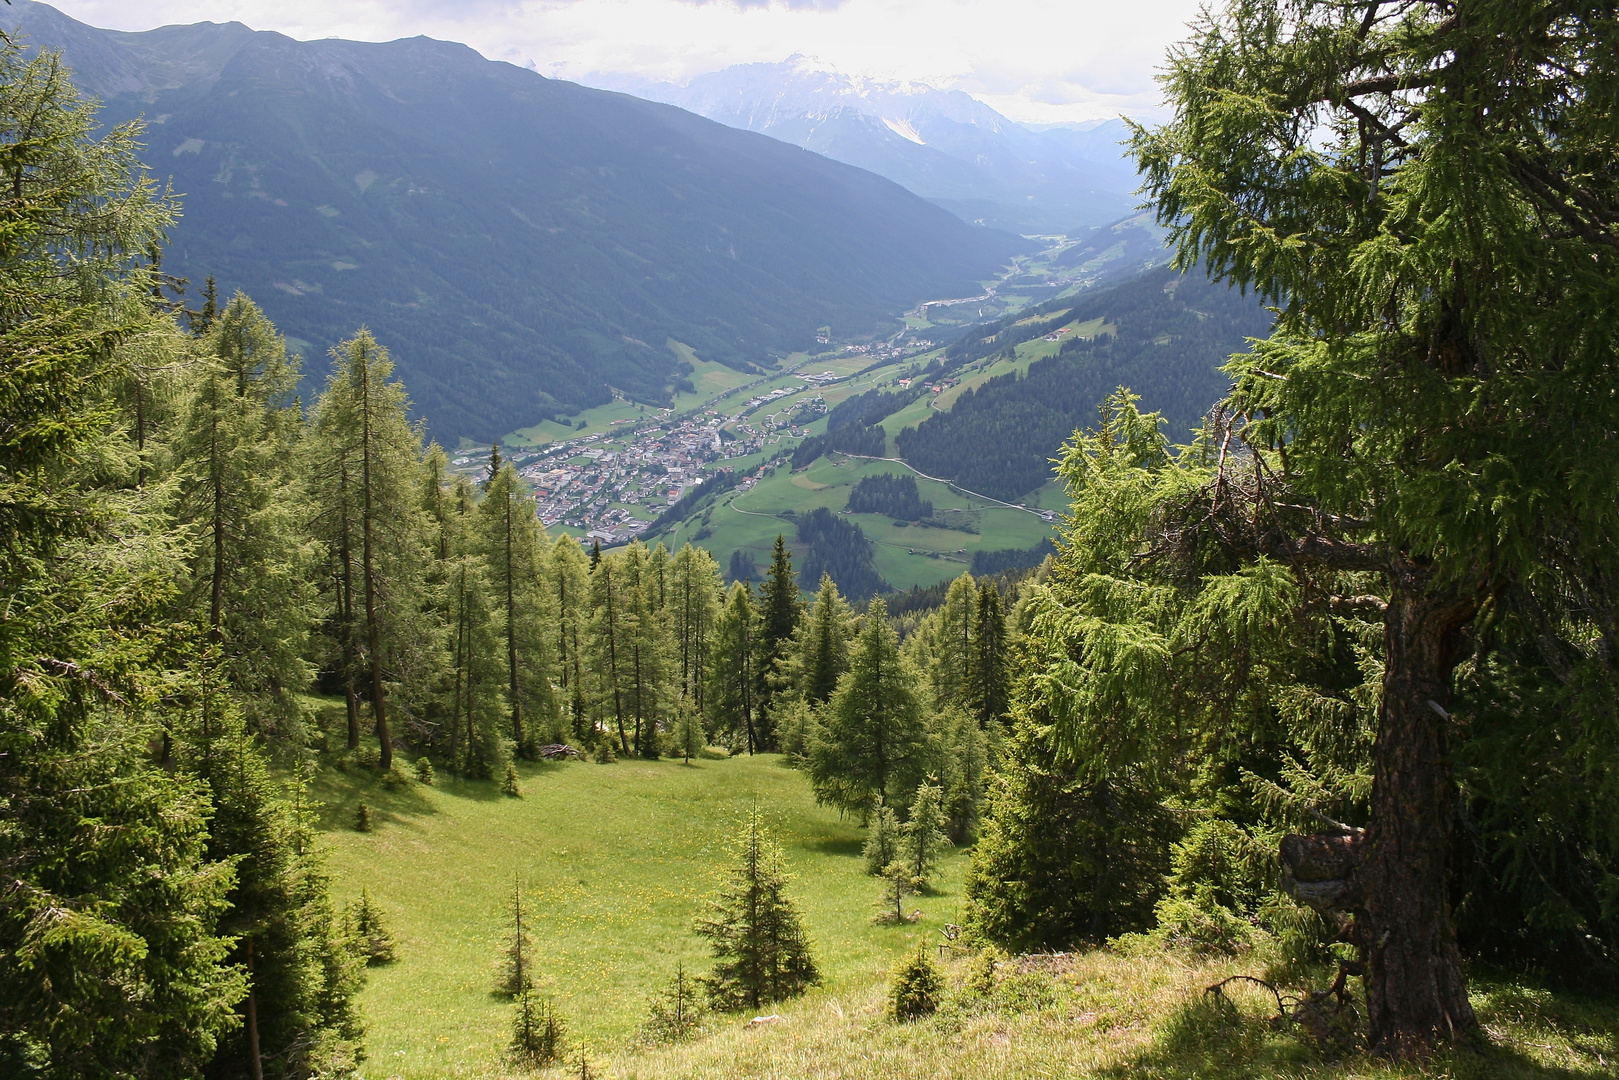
[17,2,1026,444]
[595,57,1140,233]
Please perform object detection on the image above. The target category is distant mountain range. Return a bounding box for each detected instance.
[18,4,1026,444]
[594,57,1141,234]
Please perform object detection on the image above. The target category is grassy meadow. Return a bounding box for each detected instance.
[311,751,1619,1080]
[314,752,965,1079]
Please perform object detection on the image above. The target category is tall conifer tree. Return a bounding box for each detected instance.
[1126,0,1619,1047]
[168,293,316,740]
[707,581,761,754]
[0,42,244,1073]
[308,331,429,770]
[477,462,554,757]
[807,598,928,816]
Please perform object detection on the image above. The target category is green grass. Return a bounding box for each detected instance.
[677,456,1057,593]
[316,753,964,1079]
[610,950,1619,1080]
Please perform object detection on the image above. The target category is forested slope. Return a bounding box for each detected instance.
[897,267,1271,499]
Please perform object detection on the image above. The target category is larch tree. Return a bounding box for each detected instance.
[167,293,316,741]
[918,573,976,710]
[795,572,853,706]
[477,461,555,758]
[754,533,802,737]
[308,330,429,771]
[589,549,635,756]
[807,598,928,817]
[668,543,722,714]
[1120,0,1619,1050]
[707,580,761,754]
[549,534,592,741]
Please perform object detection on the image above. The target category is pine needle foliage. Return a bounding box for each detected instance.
[639,962,705,1045]
[509,990,567,1068]
[495,877,534,997]
[888,950,944,1021]
[900,781,951,891]
[346,888,397,966]
[694,809,819,1011]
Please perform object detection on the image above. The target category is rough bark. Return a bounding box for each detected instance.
[1357,584,1479,1052]
[1278,579,1480,1055]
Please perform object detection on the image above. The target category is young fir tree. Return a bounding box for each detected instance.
[807,598,929,817]
[476,461,557,757]
[964,581,1009,727]
[862,804,901,876]
[671,699,706,764]
[510,991,567,1068]
[640,962,703,1044]
[167,292,317,742]
[496,876,535,997]
[668,543,722,716]
[694,810,819,1010]
[899,781,951,891]
[307,331,430,770]
[1119,0,1619,1048]
[0,42,245,1075]
[346,888,397,965]
[706,580,761,754]
[754,533,802,737]
[877,860,919,925]
[549,534,592,742]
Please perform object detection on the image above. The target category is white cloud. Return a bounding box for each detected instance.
[36,0,1201,121]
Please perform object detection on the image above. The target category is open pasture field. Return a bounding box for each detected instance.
[314,753,965,1080]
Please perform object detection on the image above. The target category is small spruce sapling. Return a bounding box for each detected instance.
[889,950,944,1020]
[496,876,534,996]
[414,756,435,785]
[502,762,521,797]
[863,804,900,876]
[900,782,950,891]
[510,990,568,1067]
[346,887,397,965]
[639,961,704,1044]
[672,701,705,765]
[353,802,372,832]
[877,860,919,925]
[592,738,617,764]
[694,809,819,1010]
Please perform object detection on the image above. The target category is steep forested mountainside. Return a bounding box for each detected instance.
[896,268,1273,499]
[18,2,1024,443]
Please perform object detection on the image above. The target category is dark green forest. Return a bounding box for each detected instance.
[896,267,1273,499]
[845,474,932,520]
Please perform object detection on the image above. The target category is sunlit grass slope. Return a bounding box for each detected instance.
[313,753,965,1079]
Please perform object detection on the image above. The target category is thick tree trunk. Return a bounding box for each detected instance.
[1281,581,1479,1055]
[1359,586,1478,1052]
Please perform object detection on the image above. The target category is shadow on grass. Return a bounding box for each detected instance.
[1097,980,1618,1080]
[306,755,567,831]
[802,835,865,859]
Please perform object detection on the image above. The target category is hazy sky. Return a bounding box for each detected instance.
[38,0,1203,122]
